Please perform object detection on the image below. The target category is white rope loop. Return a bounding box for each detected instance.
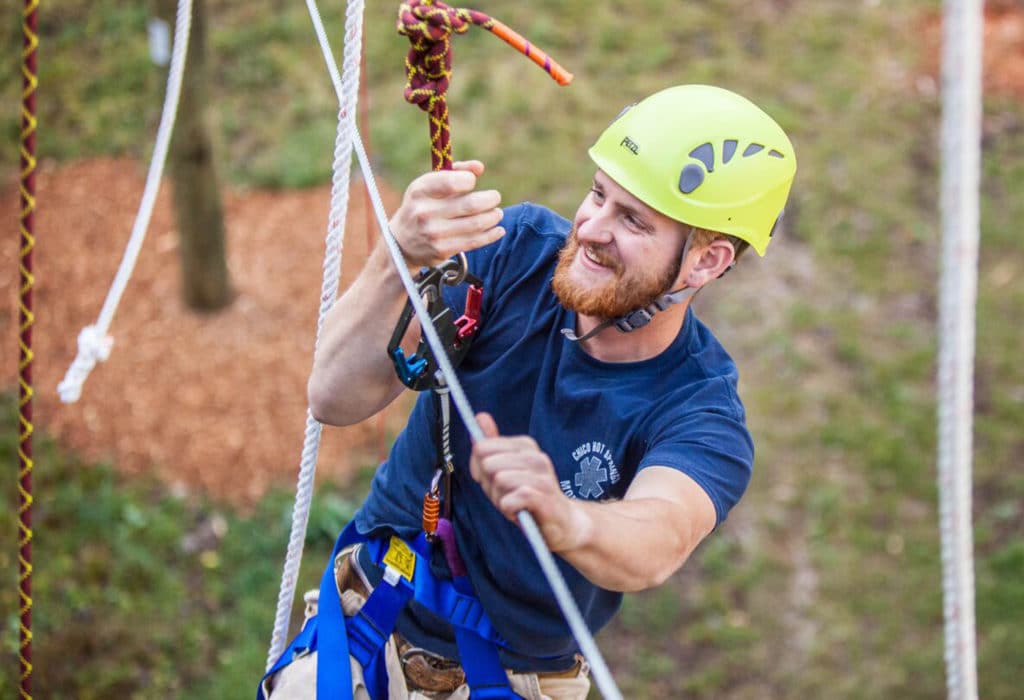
[937,1,982,698]
[266,0,366,669]
[57,0,193,404]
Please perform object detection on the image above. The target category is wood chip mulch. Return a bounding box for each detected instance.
[2,157,408,506]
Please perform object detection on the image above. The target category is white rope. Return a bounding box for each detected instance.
[300,7,623,698]
[57,0,193,404]
[266,0,365,668]
[937,0,982,698]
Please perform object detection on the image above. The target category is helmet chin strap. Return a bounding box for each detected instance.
[562,231,703,343]
[560,285,699,342]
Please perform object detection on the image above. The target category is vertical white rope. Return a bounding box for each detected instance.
[266,0,365,669]
[57,0,193,403]
[937,1,982,698]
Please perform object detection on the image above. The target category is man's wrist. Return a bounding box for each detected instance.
[549,498,594,554]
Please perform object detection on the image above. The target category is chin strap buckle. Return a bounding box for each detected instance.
[562,286,700,342]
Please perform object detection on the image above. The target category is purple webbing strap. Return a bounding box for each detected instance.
[435,518,467,577]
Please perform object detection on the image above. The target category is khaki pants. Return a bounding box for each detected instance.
[263,547,591,700]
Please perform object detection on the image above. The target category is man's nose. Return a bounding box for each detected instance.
[576,213,614,246]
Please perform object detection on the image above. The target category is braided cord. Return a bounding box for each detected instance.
[397,0,571,171]
[266,0,365,668]
[18,2,39,696]
[57,0,193,404]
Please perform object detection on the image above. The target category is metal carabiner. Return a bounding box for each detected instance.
[438,252,469,287]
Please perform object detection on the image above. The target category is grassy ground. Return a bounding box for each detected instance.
[3,0,1023,697]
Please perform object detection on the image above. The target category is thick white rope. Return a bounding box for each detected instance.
[301,6,623,698]
[57,0,193,404]
[266,0,365,668]
[937,1,982,698]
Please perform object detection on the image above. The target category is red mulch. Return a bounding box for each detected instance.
[2,157,407,506]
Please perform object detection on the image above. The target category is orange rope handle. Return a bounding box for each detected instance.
[18,0,39,697]
[484,19,572,86]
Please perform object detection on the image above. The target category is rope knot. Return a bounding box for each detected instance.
[394,0,572,173]
[77,324,114,363]
[397,1,478,113]
[57,325,113,404]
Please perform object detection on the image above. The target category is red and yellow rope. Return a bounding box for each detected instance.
[396,0,572,171]
[19,0,39,697]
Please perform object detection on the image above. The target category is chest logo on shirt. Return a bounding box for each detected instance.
[561,441,621,500]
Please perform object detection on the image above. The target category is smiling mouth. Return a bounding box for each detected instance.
[582,245,618,271]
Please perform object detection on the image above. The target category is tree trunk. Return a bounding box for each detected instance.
[155,0,232,311]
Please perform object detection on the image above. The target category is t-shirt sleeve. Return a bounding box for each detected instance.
[638,378,754,526]
[440,203,558,314]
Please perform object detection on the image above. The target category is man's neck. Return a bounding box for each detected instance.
[573,300,692,363]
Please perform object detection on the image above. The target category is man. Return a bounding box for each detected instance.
[265,84,796,699]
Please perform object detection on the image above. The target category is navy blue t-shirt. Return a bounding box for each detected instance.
[353,203,753,670]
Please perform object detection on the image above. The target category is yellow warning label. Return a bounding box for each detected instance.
[382,536,416,581]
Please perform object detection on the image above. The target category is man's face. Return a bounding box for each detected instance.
[552,170,688,319]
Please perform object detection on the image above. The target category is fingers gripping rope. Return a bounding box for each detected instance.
[397,0,572,171]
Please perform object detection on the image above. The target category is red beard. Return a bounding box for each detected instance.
[551,226,681,319]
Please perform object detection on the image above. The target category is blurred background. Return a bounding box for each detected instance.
[2,0,1022,697]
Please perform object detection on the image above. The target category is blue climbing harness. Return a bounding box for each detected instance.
[258,520,523,699]
[259,255,515,699]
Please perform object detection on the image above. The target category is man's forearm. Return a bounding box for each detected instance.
[553,496,701,592]
[307,242,415,426]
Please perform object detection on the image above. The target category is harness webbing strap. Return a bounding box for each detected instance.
[313,525,358,699]
[260,523,522,699]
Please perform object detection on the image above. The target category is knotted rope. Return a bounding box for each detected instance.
[57,0,193,404]
[397,0,572,171]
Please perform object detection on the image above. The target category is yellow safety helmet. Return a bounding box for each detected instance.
[588,84,796,256]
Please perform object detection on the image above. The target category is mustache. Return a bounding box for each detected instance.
[565,227,623,274]
[582,243,622,272]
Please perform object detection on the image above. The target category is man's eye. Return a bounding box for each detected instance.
[590,188,604,202]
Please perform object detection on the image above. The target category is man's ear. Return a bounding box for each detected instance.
[684,239,736,289]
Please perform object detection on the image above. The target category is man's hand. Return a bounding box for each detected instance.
[470,413,589,553]
[389,160,506,268]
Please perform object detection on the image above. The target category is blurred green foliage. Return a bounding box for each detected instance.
[3,0,1023,698]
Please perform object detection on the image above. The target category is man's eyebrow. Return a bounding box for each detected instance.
[617,202,653,227]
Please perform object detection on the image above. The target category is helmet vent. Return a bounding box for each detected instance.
[722,139,738,164]
[743,143,764,157]
[678,164,705,194]
[769,149,785,158]
[689,143,715,172]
